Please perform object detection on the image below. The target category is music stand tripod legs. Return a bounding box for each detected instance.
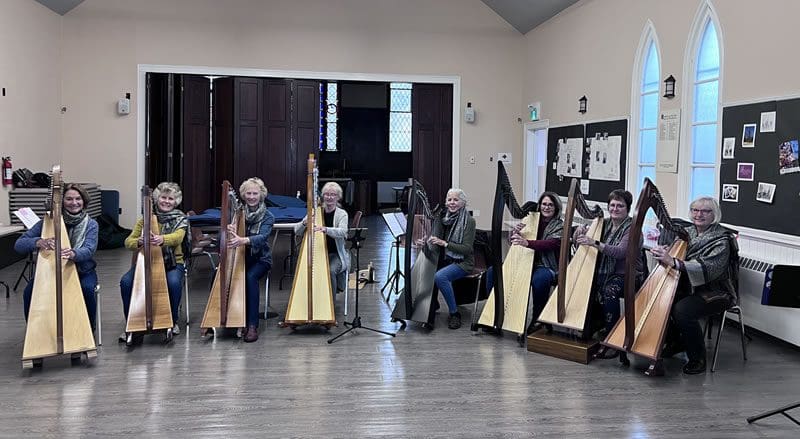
[747,402,800,426]
[13,253,35,291]
[329,228,396,344]
[380,236,404,302]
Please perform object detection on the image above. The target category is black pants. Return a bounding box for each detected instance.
[670,295,729,362]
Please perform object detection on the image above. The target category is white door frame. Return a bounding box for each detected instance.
[522,119,550,202]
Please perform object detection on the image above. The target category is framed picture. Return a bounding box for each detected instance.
[721,184,739,202]
[722,137,735,159]
[756,182,776,204]
[742,123,757,148]
[737,162,754,181]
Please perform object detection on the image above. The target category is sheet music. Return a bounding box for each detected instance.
[14,208,41,229]
[381,211,406,239]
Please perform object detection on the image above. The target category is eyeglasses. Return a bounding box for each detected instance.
[540,203,554,207]
[691,208,713,215]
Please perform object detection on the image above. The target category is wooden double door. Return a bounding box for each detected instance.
[146,74,320,213]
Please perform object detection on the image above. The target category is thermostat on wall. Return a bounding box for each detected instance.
[117,98,130,115]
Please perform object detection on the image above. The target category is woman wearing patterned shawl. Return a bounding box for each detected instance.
[119,182,188,337]
[651,196,736,375]
[574,189,641,362]
[15,183,99,331]
[227,177,275,343]
[428,188,476,330]
[484,191,564,335]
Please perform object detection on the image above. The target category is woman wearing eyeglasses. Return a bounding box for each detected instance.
[574,189,642,364]
[294,182,349,298]
[651,197,736,375]
[484,191,564,335]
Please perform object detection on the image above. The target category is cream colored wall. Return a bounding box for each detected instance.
[524,0,800,213]
[60,0,526,227]
[0,0,62,225]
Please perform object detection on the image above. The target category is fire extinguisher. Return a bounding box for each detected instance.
[2,157,12,186]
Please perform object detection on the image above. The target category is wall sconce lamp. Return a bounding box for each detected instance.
[663,75,676,99]
[578,95,587,114]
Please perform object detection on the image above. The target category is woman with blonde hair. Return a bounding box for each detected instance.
[227,177,275,342]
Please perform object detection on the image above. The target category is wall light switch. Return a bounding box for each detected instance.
[468,155,476,164]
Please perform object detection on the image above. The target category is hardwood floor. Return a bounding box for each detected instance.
[0,214,798,437]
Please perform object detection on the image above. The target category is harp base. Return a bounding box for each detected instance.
[526,328,600,364]
[22,348,97,369]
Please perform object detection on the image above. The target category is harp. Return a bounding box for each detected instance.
[124,186,175,344]
[531,178,604,363]
[390,179,439,329]
[22,165,97,368]
[281,154,336,328]
[200,181,246,335]
[602,178,689,374]
[475,161,539,337]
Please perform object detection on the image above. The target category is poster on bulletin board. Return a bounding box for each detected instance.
[656,108,681,173]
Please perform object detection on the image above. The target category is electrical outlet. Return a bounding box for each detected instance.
[472,209,480,217]
[468,155,476,164]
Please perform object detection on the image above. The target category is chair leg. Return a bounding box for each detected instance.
[184,268,190,326]
[711,310,728,373]
[344,271,349,317]
[470,274,483,331]
[263,271,271,320]
[705,315,713,340]
[736,308,748,361]
[95,286,102,346]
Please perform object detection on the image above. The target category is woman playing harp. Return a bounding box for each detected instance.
[652,197,736,375]
[119,182,187,342]
[482,192,562,335]
[282,155,339,327]
[573,189,643,362]
[602,178,690,375]
[16,168,97,367]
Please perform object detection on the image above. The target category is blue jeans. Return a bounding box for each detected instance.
[434,263,468,314]
[245,254,270,328]
[23,270,98,331]
[486,266,555,322]
[120,264,184,323]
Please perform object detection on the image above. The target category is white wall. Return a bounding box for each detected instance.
[0,0,62,225]
[60,0,527,227]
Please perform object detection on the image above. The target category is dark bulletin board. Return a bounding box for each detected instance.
[545,119,628,202]
[545,124,584,198]
[720,98,800,236]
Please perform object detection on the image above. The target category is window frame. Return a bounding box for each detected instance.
[629,21,661,195]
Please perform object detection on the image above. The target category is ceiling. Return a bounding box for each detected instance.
[34,0,578,34]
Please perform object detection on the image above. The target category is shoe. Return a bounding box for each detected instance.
[682,358,707,375]
[243,326,259,343]
[172,324,181,335]
[447,312,462,330]
[118,332,127,343]
[526,322,543,336]
[661,341,685,358]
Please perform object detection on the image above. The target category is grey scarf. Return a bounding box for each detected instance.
[245,202,267,237]
[63,209,89,250]
[442,207,469,260]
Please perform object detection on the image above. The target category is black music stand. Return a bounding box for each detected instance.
[328,228,396,344]
[379,209,406,302]
[747,265,800,426]
[13,253,35,291]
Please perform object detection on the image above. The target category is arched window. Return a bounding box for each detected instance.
[633,30,660,194]
[685,4,721,206]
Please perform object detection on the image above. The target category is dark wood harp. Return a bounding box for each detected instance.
[530,178,603,363]
[475,161,539,335]
[125,186,174,343]
[22,165,96,368]
[602,178,689,373]
[200,181,246,334]
[390,179,439,328]
[282,154,336,328]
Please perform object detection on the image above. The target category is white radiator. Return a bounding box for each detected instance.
[737,256,800,347]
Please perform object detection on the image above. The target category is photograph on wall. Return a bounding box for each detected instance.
[756,182,776,204]
[556,137,583,178]
[737,162,754,181]
[722,137,735,159]
[587,134,621,181]
[778,140,800,175]
[742,123,757,148]
[721,184,739,202]
[760,111,776,133]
